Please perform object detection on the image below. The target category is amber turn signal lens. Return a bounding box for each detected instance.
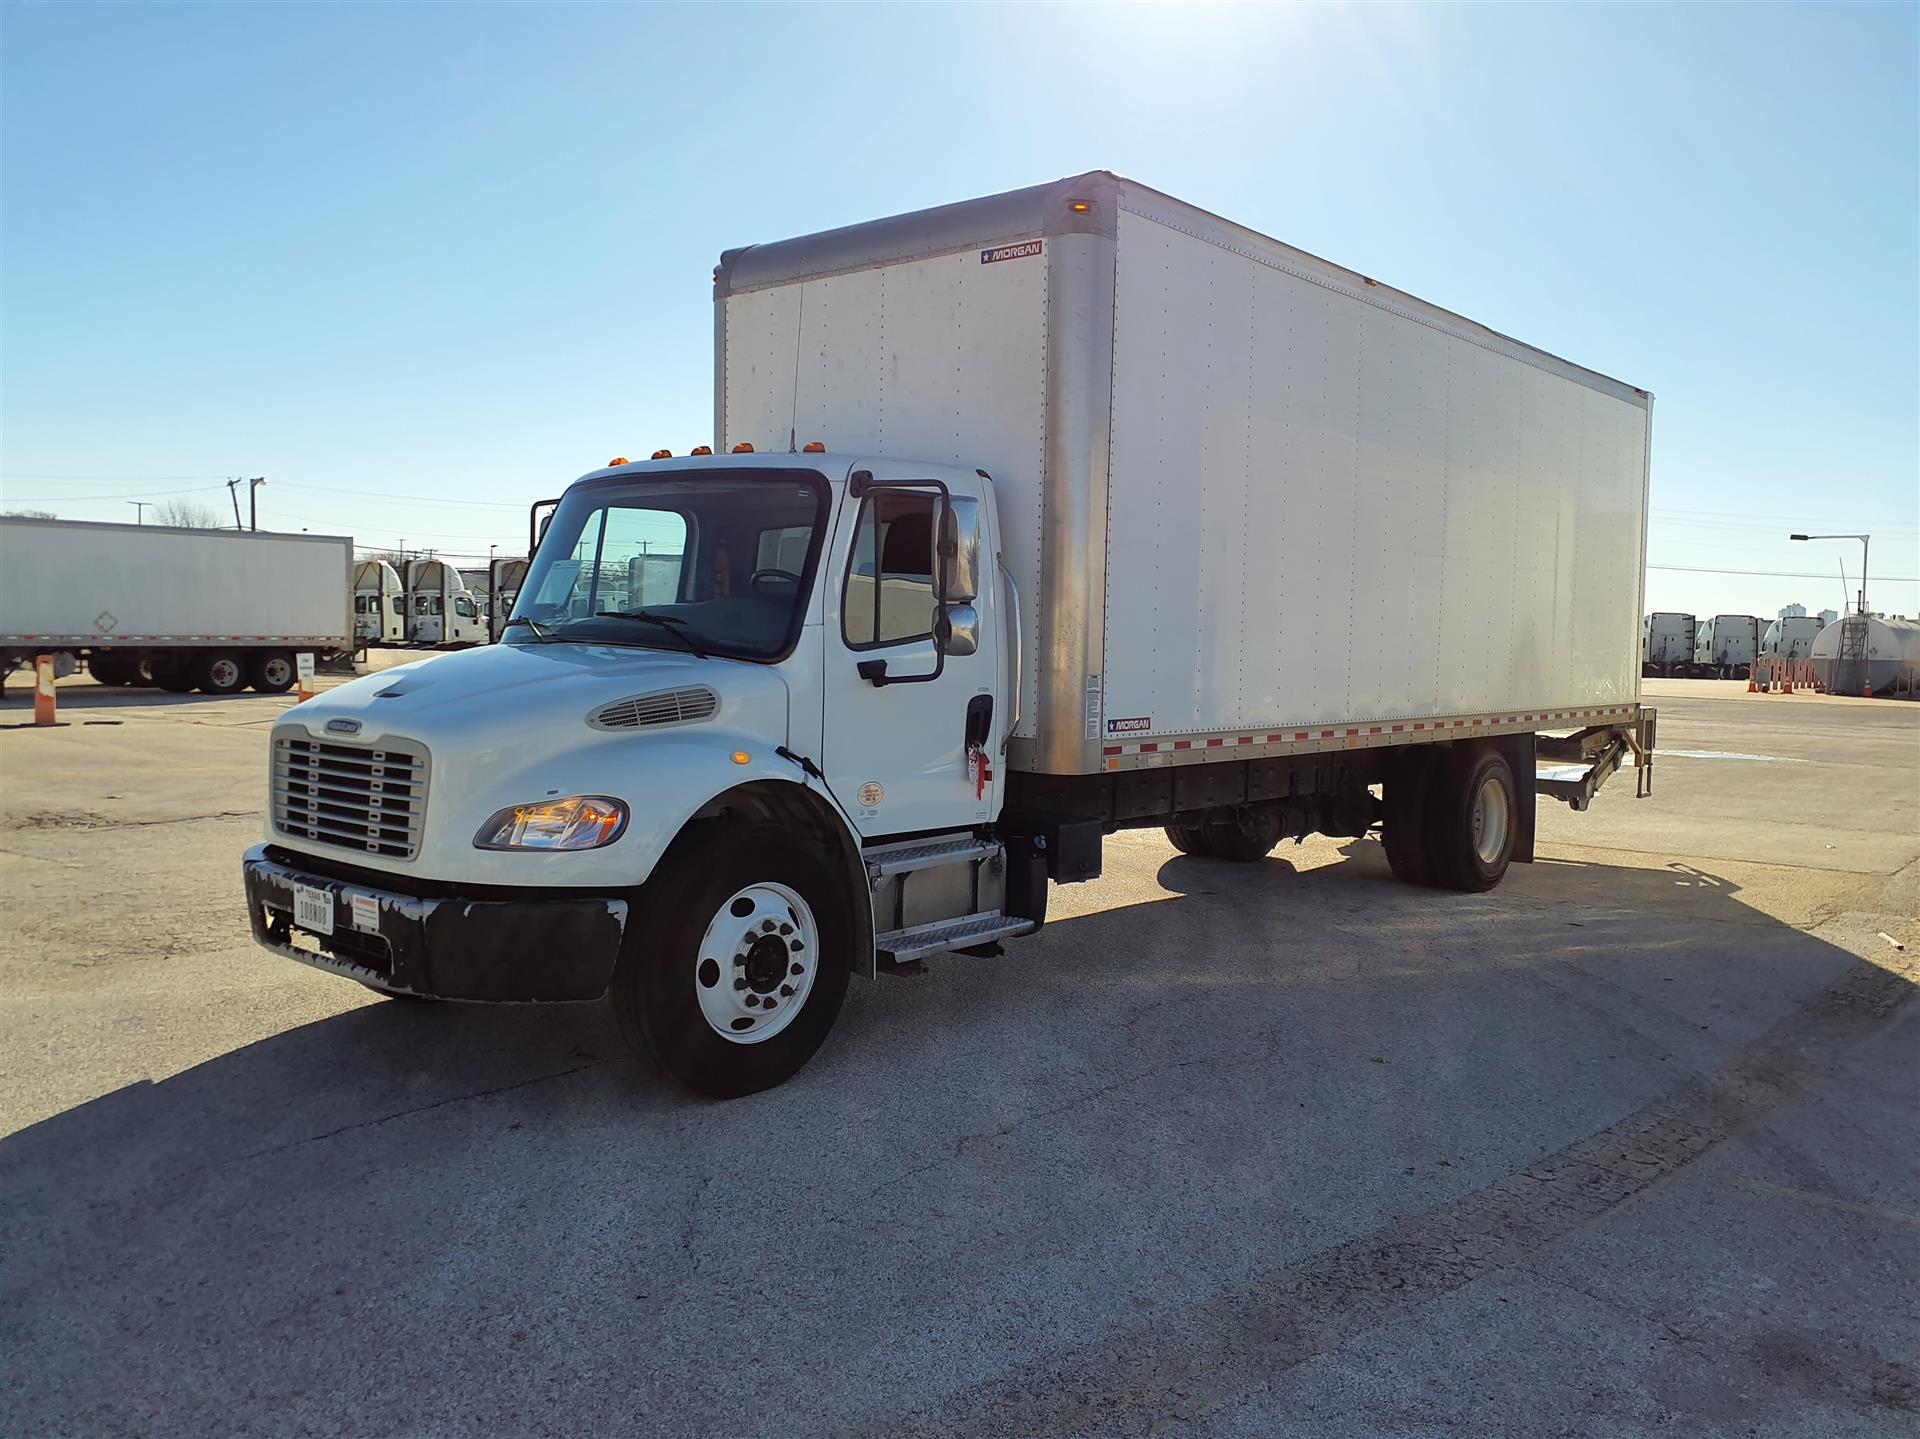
[731,442,754,454]
[651,449,672,460]
[803,441,826,453]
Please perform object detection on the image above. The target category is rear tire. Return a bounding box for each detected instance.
[1427,747,1518,893]
[89,654,135,686]
[248,649,296,693]
[611,823,853,1099]
[156,656,195,693]
[1199,805,1284,862]
[1164,824,1214,857]
[1382,751,1437,886]
[190,650,247,695]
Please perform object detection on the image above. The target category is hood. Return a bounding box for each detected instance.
[290,641,791,745]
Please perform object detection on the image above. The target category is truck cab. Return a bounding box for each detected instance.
[243,452,1017,1097]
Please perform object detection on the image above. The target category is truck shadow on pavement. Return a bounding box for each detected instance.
[3,843,1914,1437]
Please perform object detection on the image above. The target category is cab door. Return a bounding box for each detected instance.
[820,464,997,838]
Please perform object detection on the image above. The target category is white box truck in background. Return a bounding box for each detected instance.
[241,172,1657,1098]
[2,518,352,694]
[402,559,486,647]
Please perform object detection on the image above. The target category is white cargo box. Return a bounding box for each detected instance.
[717,171,1651,775]
[0,518,353,649]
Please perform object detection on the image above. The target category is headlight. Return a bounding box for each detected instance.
[474,795,628,851]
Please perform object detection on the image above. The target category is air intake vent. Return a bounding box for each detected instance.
[589,686,719,731]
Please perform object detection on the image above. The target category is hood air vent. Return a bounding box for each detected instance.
[589,686,719,731]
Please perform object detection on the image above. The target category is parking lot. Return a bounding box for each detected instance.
[2,676,1915,1437]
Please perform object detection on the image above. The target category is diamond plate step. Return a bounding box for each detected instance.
[863,834,1000,879]
[875,911,1036,963]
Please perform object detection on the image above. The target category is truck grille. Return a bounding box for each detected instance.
[271,734,429,860]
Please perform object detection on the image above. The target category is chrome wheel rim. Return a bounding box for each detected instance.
[259,657,293,688]
[1471,773,1511,866]
[694,881,816,1045]
[209,657,242,690]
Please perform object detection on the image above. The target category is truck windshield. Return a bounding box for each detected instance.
[507,469,828,662]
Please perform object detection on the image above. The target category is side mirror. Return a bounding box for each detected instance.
[937,496,982,604]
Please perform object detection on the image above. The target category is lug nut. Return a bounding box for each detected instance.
[761,920,777,932]
[778,923,793,936]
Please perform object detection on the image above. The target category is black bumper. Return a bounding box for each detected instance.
[242,844,627,1001]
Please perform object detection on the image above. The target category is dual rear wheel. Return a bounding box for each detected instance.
[1384,745,1518,892]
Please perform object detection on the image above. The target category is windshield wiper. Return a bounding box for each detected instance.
[505,616,555,642]
[595,609,710,659]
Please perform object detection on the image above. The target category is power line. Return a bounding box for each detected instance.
[1648,563,1920,581]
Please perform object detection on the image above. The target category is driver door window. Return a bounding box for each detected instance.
[842,492,935,649]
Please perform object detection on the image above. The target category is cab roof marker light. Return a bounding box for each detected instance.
[651,449,672,460]
[731,442,754,454]
[690,446,713,456]
[607,456,629,466]
[803,441,826,453]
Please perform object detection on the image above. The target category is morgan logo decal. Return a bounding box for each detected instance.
[1106,716,1152,735]
[856,781,885,809]
[981,240,1043,265]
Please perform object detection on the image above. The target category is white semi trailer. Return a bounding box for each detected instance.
[241,173,1657,1097]
[2,517,352,693]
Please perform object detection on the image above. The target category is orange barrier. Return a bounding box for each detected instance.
[33,653,56,725]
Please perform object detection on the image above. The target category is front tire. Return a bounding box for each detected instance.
[612,824,853,1099]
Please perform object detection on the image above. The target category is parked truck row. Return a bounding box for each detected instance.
[1642,608,1883,683]
[240,172,1659,1097]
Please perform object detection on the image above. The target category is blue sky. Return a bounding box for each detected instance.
[3,2,1915,618]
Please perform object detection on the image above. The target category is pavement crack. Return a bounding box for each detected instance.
[232,1058,612,1163]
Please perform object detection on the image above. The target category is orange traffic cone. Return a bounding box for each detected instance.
[1747,674,1759,692]
[33,653,56,726]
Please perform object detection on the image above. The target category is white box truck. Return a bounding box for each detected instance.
[1642,612,1697,677]
[2,517,353,694]
[241,173,1657,1097]
[1695,614,1761,679]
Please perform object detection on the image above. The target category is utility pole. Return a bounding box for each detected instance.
[226,478,244,529]
[128,501,149,525]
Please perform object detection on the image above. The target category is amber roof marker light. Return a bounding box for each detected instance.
[731,442,755,454]
[690,445,713,456]
[651,449,673,460]
[803,441,826,454]
[606,456,629,467]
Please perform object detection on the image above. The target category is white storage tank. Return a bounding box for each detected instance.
[1642,612,1696,675]
[1761,615,1822,659]
[1811,615,1920,696]
[1695,614,1761,677]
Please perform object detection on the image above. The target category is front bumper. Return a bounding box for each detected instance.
[242,844,628,1001]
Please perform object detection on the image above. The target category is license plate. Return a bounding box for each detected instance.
[293,882,334,936]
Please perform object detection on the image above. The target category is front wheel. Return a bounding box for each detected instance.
[611,824,853,1099]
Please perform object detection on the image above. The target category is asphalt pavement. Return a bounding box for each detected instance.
[1,675,1915,1437]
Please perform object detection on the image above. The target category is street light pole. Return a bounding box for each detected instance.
[128,501,149,525]
[247,477,266,532]
[1789,533,1870,615]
